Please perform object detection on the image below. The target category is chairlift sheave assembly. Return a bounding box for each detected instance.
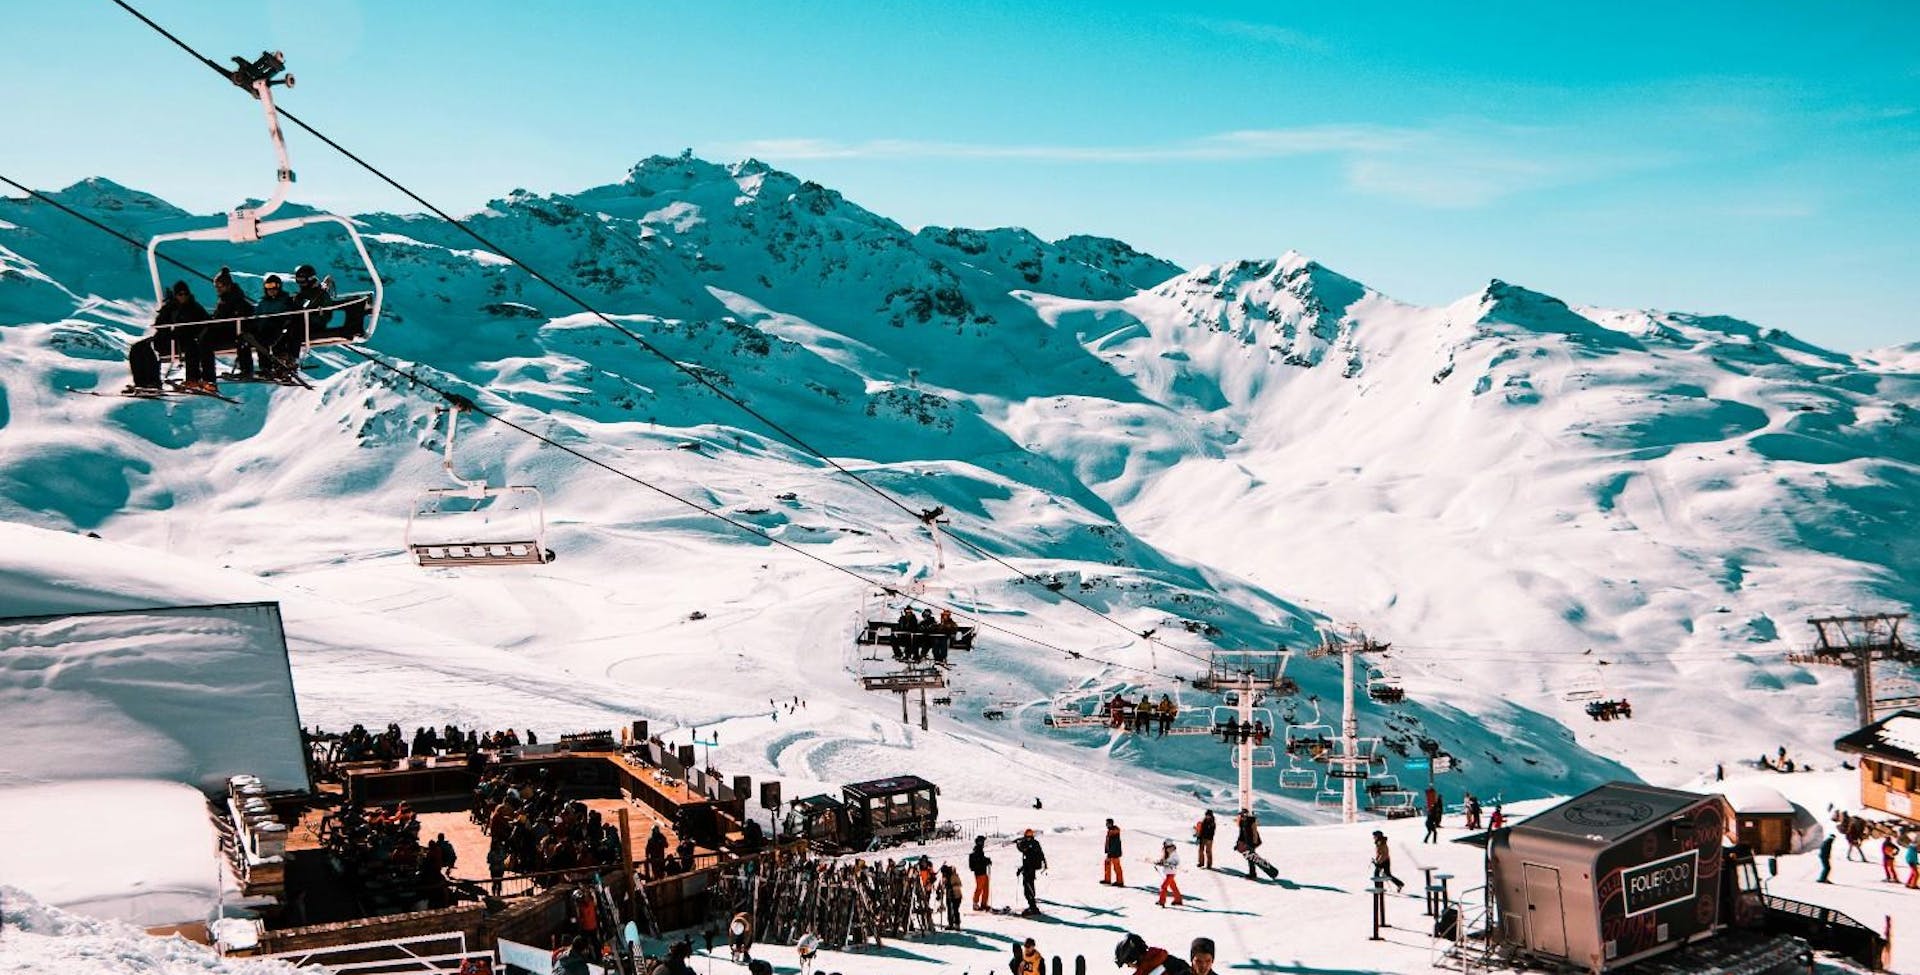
[143,51,384,373]
[405,401,554,568]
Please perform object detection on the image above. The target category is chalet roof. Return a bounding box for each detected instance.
[1834,710,1920,768]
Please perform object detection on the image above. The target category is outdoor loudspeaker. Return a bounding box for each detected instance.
[632,719,648,741]
[677,744,696,768]
[761,781,781,810]
[734,775,752,797]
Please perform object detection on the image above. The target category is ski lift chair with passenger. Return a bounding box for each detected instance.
[405,400,554,567]
[1283,698,1335,757]
[1365,666,1405,704]
[141,52,382,383]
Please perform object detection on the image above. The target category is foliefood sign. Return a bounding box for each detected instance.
[1621,849,1699,917]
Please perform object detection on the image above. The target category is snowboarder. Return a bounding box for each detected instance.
[1102,818,1126,886]
[1371,830,1405,892]
[1189,936,1216,975]
[1233,810,1264,880]
[1195,809,1216,869]
[1015,828,1048,915]
[969,835,993,910]
[1114,932,1194,975]
[728,910,754,963]
[1817,834,1834,883]
[1154,839,1184,907]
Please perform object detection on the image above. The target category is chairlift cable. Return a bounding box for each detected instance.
[104,0,1218,671]
[4,166,1178,681]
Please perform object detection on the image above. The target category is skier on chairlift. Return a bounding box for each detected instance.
[127,280,213,394]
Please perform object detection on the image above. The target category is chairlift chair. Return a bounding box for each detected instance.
[1043,693,1108,729]
[1365,667,1405,704]
[1365,774,1401,797]
[143,52,383,371]
[405,403,553,567]
[1231,745,1278,768]
[1314,788,1343,808]
[1279,755,1319,791]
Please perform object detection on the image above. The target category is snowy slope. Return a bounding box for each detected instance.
[2,158,1915,823]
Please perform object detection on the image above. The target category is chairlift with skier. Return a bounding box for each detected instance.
[139,52,383,385]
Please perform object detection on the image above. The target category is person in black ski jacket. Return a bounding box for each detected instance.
[1234,810,1262,879]
[128,280,211,392]
[1015,829,1047,915]
[240,274,297,378]
[1102,818,1125,886]
[208,267,253,372]
[969,835,992,910]
[1195,809,1216,869]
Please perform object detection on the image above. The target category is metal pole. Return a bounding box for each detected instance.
[919,686,929,731]
[1342,642,1358,825]
[1238,675,1254,815]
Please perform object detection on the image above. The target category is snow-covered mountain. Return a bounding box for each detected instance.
[3,155,1916,820]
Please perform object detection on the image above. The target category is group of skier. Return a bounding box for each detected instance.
[1103,692,1182,735]
[126,263,336,394]
[890,606,963,665]
[1822,809,1920,888]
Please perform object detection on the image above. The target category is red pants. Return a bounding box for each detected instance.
[972,874,989,909]
[1103,857,1124,885]
[1908,865,1919,889]
[1885,859,1900,883]
[1158,874,1183,906]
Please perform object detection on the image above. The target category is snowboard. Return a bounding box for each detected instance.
[1245,850,1279,879]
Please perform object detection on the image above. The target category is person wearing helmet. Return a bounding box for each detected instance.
[1014,828,1047,916]
[127,280,212,393]
[1153,838,1183,907]
[1114,932,1192,975]
[280,263,334,361]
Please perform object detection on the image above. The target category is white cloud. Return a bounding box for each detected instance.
[715,122,1668,208]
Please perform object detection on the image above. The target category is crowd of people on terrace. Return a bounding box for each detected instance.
[473,768,627,892]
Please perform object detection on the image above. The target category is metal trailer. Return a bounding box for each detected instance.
[1487,782,1737,974]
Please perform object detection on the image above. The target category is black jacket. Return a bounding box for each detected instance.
[1104,827,1123,857]
[1015,835,1047,874]
[969,848,991,875]
[155,296,209,327]
[213,290,255,321]
[1197,814,1216,841]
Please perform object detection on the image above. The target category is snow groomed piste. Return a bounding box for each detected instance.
[2,4,1919,975]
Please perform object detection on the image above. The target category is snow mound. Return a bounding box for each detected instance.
[0,884,299,975]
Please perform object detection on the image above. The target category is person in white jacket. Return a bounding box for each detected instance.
[1154,839,1184,907]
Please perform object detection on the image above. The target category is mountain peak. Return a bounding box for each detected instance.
[1471,279,1641,352]
[45,178,185,217]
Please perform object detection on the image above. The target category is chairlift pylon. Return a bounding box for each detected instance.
[405,401,552,567]
[143,51,383,372]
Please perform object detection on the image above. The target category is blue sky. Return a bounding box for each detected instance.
[4,0,1916,349]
